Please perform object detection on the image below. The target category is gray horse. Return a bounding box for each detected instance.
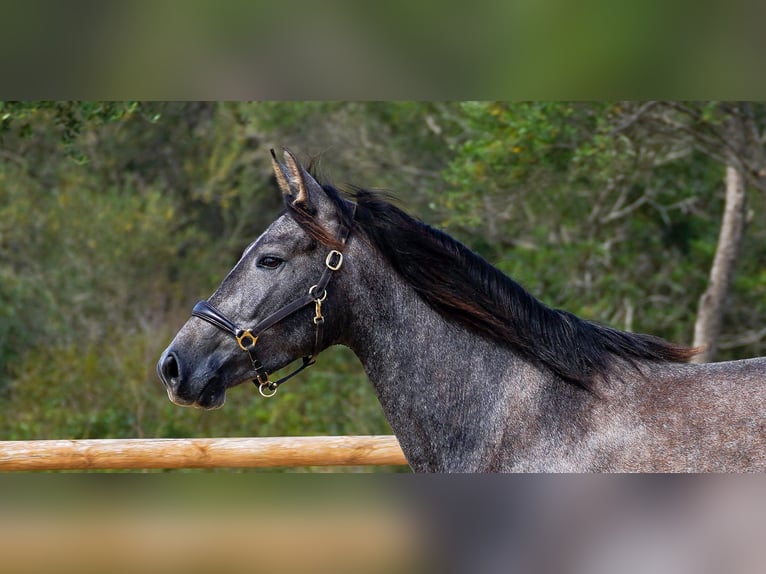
[158,150,766,472]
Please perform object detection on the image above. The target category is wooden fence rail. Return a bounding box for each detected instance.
[0,435,407,470]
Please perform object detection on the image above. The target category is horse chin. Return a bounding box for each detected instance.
[166,379,228,410]
[166,389,197,408]
[193,378,228,410]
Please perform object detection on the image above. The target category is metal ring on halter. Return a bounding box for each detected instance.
[258,382,278,398]
[308,284,327,302]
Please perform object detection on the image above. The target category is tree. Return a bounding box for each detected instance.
[604,102,766,361]
[444,102,766,361]
[692,108,750,361]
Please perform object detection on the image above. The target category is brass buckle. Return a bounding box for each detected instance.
[325,250,343,271]
[236,329,258,351]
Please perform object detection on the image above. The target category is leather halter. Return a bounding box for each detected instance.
[191,222,351,398]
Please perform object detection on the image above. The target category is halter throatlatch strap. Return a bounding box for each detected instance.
[190,221,351,398]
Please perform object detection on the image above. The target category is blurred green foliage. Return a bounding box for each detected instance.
[443,102,765,351]
[1,102,765,470]
[4,3,765,99]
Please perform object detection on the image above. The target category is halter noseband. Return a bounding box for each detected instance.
[190,221,351,398]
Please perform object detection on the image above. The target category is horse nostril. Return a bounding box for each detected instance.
[158,351,181,388]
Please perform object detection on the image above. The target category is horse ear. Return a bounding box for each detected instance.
[270,148,292,197]
[270,149,331,217]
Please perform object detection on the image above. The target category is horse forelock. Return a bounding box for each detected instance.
[285,182,697,391]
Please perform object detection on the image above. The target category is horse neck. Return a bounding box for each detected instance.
[337,239,565,471]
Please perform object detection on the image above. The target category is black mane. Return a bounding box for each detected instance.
[291,185,696,390]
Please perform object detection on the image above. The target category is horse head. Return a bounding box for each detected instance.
[157,150,353,408]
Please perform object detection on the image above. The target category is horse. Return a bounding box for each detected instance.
[157,150,766,472]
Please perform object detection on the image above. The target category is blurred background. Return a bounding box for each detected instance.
[1,101,765,451]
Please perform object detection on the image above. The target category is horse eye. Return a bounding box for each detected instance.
[257,255,283,269]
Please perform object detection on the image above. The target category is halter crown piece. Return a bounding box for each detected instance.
[190,222,351,398]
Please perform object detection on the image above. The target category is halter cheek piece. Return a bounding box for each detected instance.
[191,222,351,398]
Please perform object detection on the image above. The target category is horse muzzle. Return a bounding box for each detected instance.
[157,348,228,409]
